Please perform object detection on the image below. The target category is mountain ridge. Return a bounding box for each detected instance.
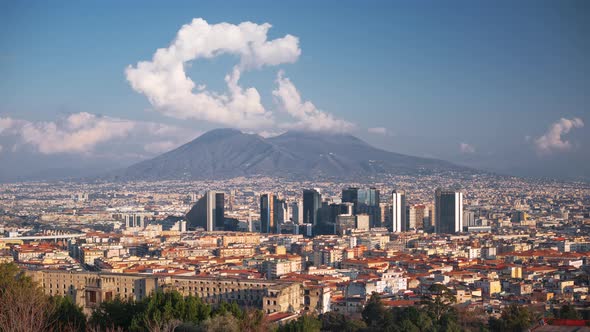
[110,128,473,181]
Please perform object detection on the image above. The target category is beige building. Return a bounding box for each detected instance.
[220,233,261,247]
[214,246,256,257]
[81,248,105,266]
[28,270,157,314]
[262,256,303,279]
[28,270,303,315]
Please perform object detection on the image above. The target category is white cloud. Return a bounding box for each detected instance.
[368,127,388,135]
[534,117,584,155]
[0,117,23,135]
[254,130,285,138]
[126,18,353,133]
[273,71,355,133]
[0,113,198,155]
[125,18,299,129]
[18,113,135,154]
[459,142,476,154]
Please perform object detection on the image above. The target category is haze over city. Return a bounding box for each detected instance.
[0,2,589,332]
[1,1,588,181]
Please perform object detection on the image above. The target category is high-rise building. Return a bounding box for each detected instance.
[260,194,289,234]
[303,189,322,225]
[464,210,476,226]
[435,188,463,234]
[290,200,303,224]
[186,191,225,231]
[123,213,148,229]
[260,194,275,234]
[275,198,288,227]
[391,190,407,232]
[426,204,435,233]
[408,204,427,230]
[342,187,381,227]
[408,205,416,229]
[379,203,391,228]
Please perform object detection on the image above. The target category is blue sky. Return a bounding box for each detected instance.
[0,0,588,180]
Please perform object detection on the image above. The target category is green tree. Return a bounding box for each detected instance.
[402,306,434,332]
[183,294,211,323]
[90,296,139,330]
[201,312,240,332]
[423,284,457,321]
[239,308,269,332]
[558,305,581,320]
[362,292,387,328]
[320,312,366,332]
[489,304,535,332]
[0,263,53,332]
[277,315,322,332]
[214,301,243,320]
[48,295,87,332]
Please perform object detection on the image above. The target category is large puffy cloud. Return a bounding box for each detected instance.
[273,71,355,132]
[19,113,135,154]
[125,18,299,129]
[126,18,353,132]
[534,117,584,155]
[0,112,198,155]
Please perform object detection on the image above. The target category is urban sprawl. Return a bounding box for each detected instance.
[1,173,589,327]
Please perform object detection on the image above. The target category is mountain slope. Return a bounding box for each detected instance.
[113,128,471,180]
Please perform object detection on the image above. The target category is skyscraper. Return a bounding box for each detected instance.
[379,203,391,228]
[435,188,463,234]
[463,210,476,226]
[186,191,225,231]
[391,190,407,232]
[342,187,381,227]
[303,189,321,225]
[260,194,288,233]
[290,200,303,224]
[275,198,288,229]
[413,204,427,230]
[260,194,275,234]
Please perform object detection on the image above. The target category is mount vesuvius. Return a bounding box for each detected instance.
[110,128,472,181]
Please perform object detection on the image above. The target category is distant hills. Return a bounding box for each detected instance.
[109,128,472,181]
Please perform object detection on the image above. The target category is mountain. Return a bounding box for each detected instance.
[111,128,472,181]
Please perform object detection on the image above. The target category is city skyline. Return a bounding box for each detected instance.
[1,2,589,329]
[1,1,589,181]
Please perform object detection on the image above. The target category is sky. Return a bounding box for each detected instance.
[0,0,588,181]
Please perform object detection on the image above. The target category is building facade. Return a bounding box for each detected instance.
[391,190,407,232]
[435,188,464,234]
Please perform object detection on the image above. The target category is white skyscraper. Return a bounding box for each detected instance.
[391,190,407,233]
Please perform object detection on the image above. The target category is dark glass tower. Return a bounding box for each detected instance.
[341,187,381,227]
[186,191,224,231]
[435,188,463,234]
[303,189,321,225]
